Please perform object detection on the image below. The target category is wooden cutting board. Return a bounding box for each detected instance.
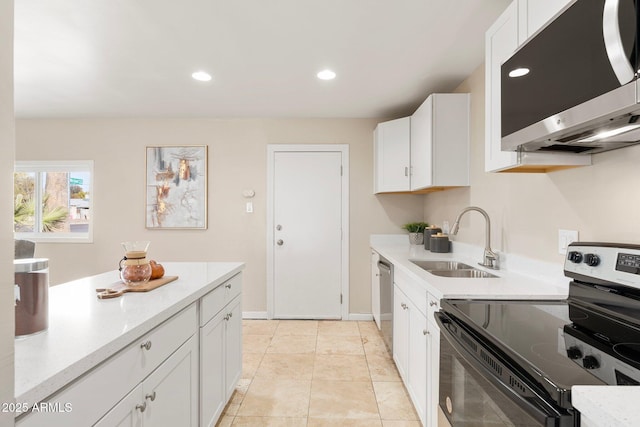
[96,276,178,299]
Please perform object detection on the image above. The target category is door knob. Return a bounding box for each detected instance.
[277,239,284,246]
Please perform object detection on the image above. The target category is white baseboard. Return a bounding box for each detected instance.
[242,312,373,321]
[242,311,268,319]
[347,313,374,321]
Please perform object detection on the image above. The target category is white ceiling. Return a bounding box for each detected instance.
[14,0,510,119]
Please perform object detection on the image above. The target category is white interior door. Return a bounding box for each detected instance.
[271,149,343,319]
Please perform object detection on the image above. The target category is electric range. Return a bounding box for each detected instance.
[436,242,640,426]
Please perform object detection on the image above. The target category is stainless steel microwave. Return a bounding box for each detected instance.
[501,0,640,154]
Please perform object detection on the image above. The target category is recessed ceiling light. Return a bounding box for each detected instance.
[192,71,212,82]
[508,67,530,78]
[317,69,336,80]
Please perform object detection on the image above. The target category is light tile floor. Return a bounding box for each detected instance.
[216,320,421,427]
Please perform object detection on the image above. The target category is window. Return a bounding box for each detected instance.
[14,160,93,243]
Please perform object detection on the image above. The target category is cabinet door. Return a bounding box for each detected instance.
[410,96,433,190]
[485,1,520,173]
[521,0,571,39]
[408,306,428,425]
[94,385,143,427]
[392,286,410,381]
[143,335,198,427]
[431,94,470,187]
[427,319,441,427]
[374,117,411,193]
[225,296,243,400]
[200,310,226,427]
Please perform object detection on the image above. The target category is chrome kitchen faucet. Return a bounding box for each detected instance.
[451,206,499,270]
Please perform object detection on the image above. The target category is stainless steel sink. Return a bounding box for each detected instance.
[410,259,498,278]
[428,269,498,278]
[410,260,473,271]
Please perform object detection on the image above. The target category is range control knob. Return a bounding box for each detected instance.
[584,254,600,267]
[566,346,583,360]
[568,251,583,264]
[582,355,600,370]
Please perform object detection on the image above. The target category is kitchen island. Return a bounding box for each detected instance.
[14,261,244,427]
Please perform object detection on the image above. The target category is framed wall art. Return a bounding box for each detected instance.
[146,145,207,229]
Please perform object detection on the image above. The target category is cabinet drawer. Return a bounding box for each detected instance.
[394,268,427,316]
[17,304,197,427]
[200,274,242,326]
[139,303,197,378]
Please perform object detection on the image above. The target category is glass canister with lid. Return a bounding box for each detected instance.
[119,241,152,284]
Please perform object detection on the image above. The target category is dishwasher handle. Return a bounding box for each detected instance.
[377,261,391,274]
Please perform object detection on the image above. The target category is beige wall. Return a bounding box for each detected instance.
[17,64,640,319]
[16,118,424,314]
[424,64,640,264]
[1,0,15,425]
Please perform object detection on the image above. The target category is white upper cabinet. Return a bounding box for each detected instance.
[373,117,411,193]
[485,0,591,173]
[520,0,572,40]
[410,93,470,191]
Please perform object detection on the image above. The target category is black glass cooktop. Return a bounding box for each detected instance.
[443,299,606,392]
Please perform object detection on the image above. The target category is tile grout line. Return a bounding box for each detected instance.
[305,327,319,427]
[359,322,385,426]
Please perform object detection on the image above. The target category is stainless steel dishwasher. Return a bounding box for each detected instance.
[378,256,393,355]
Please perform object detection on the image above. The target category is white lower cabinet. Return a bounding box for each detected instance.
[96,334,199,427]
[17,304,198,427]
[143,335,198,426]
[426,293,441,427]
[95,386,143,427]
[393,286,410,381]
[408,306,428,423]
[224,298,242,399]
[393,274,442,427]
[200,309,225,425]
[393,275,429,426]
[200,291,242,427]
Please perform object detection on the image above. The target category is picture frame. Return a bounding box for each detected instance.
[145,145,208,229]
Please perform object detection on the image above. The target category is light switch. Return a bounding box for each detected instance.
[558,229,579,255]
[246,202,253,213]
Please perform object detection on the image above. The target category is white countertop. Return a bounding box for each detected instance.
[370,234,569,300]
[14,261,244,406]
[572,386,640,426]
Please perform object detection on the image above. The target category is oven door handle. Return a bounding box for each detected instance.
[434,312,567,424]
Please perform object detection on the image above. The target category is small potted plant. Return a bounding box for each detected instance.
[403,222,429,245]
